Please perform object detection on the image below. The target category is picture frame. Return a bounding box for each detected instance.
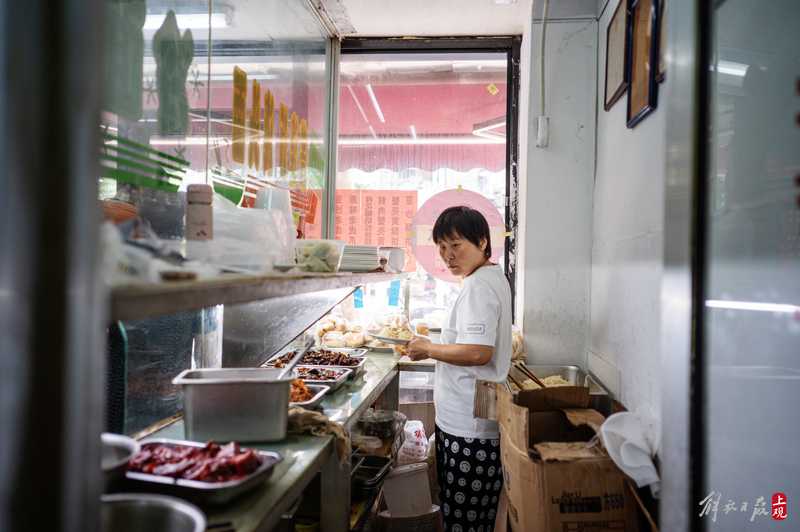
[604,0,629,111]
[656,0,666,82]
[626,0,660,128]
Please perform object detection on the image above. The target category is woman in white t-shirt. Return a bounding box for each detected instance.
[407,206,512,532]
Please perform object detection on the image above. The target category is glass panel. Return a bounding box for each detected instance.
[335,52,509,328]
[703,0,800,528]
[206,0,328,238]
[101,0,211,236]
[100,0,329,434]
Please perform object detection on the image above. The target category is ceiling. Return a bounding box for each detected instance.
[335,0,534,37]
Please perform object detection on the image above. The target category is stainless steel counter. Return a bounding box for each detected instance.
[144,352,401,532]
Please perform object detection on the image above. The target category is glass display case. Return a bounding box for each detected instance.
[100,0,332,435]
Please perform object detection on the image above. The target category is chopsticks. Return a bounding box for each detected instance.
[512,361,547,389]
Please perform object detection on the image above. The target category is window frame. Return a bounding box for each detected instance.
[328,36,521,317]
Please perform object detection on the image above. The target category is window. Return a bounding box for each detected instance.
[328,40,519,327]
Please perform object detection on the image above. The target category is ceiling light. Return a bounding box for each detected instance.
[365,84,386,123]
[493,0,517,4]
[347,85,371,126]
[472,116,506,139]
[368,125,377,139]
[143,13,229,31]
[409,125,417,139]
[712,60,748,77]
[706,299,799,314]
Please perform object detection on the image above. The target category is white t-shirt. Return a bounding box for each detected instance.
[434,264,512,439]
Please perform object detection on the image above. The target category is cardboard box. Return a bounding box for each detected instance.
[497,386,638,532]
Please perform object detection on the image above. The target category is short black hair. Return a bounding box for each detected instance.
[432,206,492,258]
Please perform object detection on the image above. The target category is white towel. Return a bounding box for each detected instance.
[600,411,661,498]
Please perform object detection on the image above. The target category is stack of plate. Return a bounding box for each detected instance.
[340,245,380,272]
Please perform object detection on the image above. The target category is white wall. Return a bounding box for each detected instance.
[589,0,665,420]
[521,19,596,366]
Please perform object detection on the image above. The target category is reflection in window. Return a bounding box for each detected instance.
[333,52,509,327]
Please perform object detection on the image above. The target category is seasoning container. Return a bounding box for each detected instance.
[186,184,213,240]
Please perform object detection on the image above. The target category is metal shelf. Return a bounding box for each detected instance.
[111,271,404,321]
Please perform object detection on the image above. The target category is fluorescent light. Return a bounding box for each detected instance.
[409,125,417,139]
[713,60,749,77]
[365,84,386,123]
[706,299,799,314]
[368,125,377,139]
[347,85,371,126]
[143,13,228,31]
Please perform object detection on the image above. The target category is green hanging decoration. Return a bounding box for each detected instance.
[152,10,194,136]
[104,0,146,120]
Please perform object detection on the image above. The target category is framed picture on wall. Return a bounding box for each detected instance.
[657,0,667,82]
[626,0,660,128]
[604,0,629,111]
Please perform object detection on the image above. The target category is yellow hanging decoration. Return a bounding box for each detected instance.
[247,80,261,170]
[298,118,309,172]
[278,103,288,174]
[289,112,300,172]
[231,66,247,164]
[263,90,275,173]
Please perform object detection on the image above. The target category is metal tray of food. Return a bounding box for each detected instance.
[525,365,609,395]
[290,383,329,409]
[366,342,394,353]
[294,366,353,391]
[265,349,367,376]
[125,439,283,506]
[315,347,368,357]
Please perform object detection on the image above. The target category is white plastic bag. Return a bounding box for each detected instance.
[187,194,295,273]
[397,420,429,465]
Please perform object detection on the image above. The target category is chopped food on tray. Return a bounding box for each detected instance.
[128,441,261,482]
[290,379,315,403]
[376,325,414,340]
[269,349,361,367]
[295,367,348,381]
[518,374,572,389]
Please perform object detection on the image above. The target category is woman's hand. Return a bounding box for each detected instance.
[406,336,434,361]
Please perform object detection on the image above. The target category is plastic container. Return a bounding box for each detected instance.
[294,239,345,273]
[186,184,213,240]
[359,409,399,439]
[381,463,433,518]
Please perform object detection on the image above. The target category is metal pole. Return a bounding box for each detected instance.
[0,0,106,530]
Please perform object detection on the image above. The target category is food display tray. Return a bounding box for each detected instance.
[125,439,282,506]
[294,366,353,391]
[265,351,367,376]
[290,384,329,409]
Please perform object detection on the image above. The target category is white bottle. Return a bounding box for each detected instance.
[186,184,213,240]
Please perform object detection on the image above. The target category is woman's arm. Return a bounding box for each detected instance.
[406,336,493,366]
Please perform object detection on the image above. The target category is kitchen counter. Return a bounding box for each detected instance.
[144,352,401,532]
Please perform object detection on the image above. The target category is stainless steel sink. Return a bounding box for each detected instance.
[101,494,206,532]
[526,365,614,416]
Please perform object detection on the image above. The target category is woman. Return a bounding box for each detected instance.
[407,206,512,532]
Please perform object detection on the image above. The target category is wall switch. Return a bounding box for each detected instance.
[536,115,549,148]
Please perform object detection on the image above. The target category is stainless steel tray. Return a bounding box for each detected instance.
[294,366,353,391]
[125,439,283,506]
[525,365,609,395]
[173,368,291,442]
[315,347,368,357]
[290,384,329,409]
[265,351,367,377]
[526,364,613,416]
